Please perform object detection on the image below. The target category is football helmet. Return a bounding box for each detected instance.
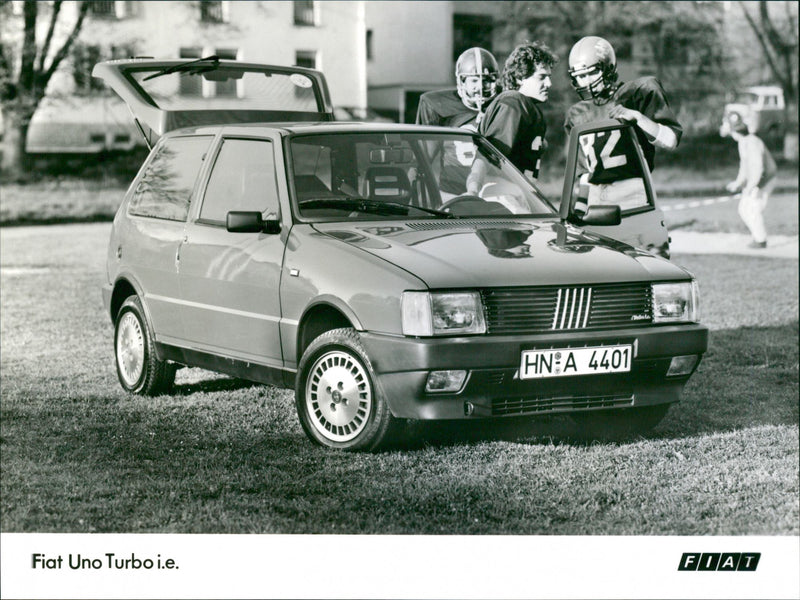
[568,36,618,103]
[455,47,499,112]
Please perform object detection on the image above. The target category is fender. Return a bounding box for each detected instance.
[301,294,365,331]
[111,272,166,361]
[281,295,365,371]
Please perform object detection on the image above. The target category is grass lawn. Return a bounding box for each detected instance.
[0,224,797,534]
[0,179,126,226]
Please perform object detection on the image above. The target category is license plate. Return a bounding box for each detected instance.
[520,344,632,379]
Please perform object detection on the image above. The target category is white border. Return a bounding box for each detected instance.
[2,533,799,599]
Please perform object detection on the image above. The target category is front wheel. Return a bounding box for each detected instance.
[570,404,670,440]
[295,328,396,451]
[114,295,175,395]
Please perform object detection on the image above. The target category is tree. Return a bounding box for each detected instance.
[736,0,798,159]
[1,1,90,180]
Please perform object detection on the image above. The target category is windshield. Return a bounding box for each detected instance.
[732,92,758,105]
[289,132,556,221]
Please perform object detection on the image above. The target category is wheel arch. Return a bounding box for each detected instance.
[110,276,166,361]
[110,277,140,321]
[296,299,360,364]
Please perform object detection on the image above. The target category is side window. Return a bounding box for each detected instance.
[199,139,278,224]
[129,136,212,221]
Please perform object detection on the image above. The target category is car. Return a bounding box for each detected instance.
[723,85,786,140]
[94,58,708,451]
[24,95,143,153]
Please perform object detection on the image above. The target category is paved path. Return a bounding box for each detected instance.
[670,230,799,259]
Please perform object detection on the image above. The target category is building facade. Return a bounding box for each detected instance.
[365,1,507,123]
[3,0,366,151]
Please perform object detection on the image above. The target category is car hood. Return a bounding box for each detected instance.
[312,219,689,288]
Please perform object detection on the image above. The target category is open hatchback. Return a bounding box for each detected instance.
[92,57,335,148]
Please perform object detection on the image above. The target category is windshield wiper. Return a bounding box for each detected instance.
[299,197,455,218]
[142,55,220,82]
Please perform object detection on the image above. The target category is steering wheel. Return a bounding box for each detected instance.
[438,194,486,212]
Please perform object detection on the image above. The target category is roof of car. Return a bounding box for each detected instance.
[743,85,783,95]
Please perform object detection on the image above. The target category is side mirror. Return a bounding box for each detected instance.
[571,205,621,226]
[226,211,281,234]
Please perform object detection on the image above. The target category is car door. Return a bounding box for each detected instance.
[561,120,670,257]
[119,134,214,342]
[177,135,285,367]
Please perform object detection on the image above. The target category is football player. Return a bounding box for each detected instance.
[565,36,682,210]
[466,41,557,206]
[416,47,500,196]
[477,40,558,181]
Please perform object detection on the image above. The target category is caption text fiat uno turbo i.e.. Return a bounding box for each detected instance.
[95,58,707,450]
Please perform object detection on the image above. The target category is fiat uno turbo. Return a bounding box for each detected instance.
[95,58,707,450]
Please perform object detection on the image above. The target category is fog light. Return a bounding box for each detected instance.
[667,355,699,377]
[425,370,467,393]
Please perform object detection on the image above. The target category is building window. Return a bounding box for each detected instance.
[295,50,318,70]
[214,48,239,97]
[294,51,318,100]
[294,1,317,26]
[71,43,105,94]
[87,1,137,19]
[452,14,493,62]
[110,43,137,60]
[71,42,138,93]
[89,1,118,18]
[200,1,229,23]
[177,47,239,97]
[366,29,374,61]
[179,47,203,96]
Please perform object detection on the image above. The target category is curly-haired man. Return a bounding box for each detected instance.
[470,40,559,188]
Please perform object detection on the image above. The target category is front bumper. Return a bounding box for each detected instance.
[360,324,708,420]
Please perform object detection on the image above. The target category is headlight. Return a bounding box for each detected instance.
[652,281,699,323]
[402,291,486,336]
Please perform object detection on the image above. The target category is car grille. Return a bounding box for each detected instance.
[482,282,652,334]
[492,394,634,416]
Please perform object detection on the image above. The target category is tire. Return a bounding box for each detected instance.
[114,295,175,395]
[295,328,397,451]
[570,404,670,440]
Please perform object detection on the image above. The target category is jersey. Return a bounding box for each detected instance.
[416,89,482,194]
[564,76,682,185]
[478,90,547,179]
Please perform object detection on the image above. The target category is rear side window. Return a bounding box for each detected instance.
[199,138,279,224]
[129,136,213,221]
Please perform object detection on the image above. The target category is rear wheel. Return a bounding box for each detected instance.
[114,295,175,395]
[296,328,396,451]
[570,404,670,440]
